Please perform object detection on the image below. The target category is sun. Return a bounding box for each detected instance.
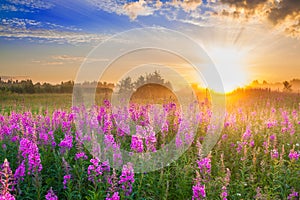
[208,46,248,93]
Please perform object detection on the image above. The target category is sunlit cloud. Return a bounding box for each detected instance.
[123,0,155,20]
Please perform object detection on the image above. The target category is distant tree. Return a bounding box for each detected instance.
[283,81,292,92]
[146,71,164,84]
[263,80,268,84]
[252,80,259,85]
[117,77,134,94]
[135,75,146,89]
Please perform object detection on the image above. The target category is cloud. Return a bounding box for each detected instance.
[0,18,109,45]
[44,61,64,66]
[211,0,300,38]
[123,0,155,20]
[267,0,300,35]
[51,55,109,64]
[7,0,53,10]
[169,0,203,12]
[52,55,85,62]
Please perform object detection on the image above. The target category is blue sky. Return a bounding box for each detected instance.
[1,0,300,91]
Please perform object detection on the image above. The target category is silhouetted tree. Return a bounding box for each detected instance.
[117,77,134,94]
[283,81,292,92]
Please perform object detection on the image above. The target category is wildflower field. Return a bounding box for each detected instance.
[0,91,299,200]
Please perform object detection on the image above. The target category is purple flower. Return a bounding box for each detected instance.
[130,135,143,153]
[221,186,228,200]
[75,152,88,160]
[63,174,71,189]
[242,127,251,141]
[0,192,15,200]
[271,149,279,159]
[45,187,58,200]
[106,192,120,200]
[197,157,211,174]
[19,138,42,174]
[14,161,25,183]
[59,134,73,153]
[0,159,15,200]
[87,158,110,183]
[222,134,228,140]
[288,150,299,161]
[118,163,134,196]
[250,140,255,147]
[287,188,299,200]
[192,183,206,200]
[270,134,276,141]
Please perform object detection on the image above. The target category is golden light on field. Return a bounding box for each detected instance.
[208,46,248,93]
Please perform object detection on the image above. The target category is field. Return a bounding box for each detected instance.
[0,92,299,200]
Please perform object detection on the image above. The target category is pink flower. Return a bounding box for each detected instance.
[287,188,299,200]
[118,163,134,196]
[106,192,120,200]
[75,152,88,160]
[197,157,211,174]
[59,134,73,153]
[271,149,279,159]
[192,183,206,200]
[63,174,71,189]
[87,158,110,183]
[45,187,58,200]
[222,134,228,140]
[0,159,15,200]
[221,186,228,200]
[0,192,15,200]
[14,161,25,183]
[270,135,276,141]
[288,150,299,161]
[130,135,143,153]
[19,138,42,174]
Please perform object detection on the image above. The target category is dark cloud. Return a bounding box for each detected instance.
[217,0,300,37]
[268,0,300,24]
[219,0,268,14]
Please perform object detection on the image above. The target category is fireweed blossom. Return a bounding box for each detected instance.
[45,187,58,200]
[271,149,279,159]
[106,192,120,200]
[192,183,206,200]
[288,149,299,161]
[19,138,42,174]
[118,163,134,196]
[87,158,110,183]
[61,157,72,189]
[221,186,228,200]
[75,152,88,160]
[0,159,15,200]
[59,134,73,154]
[197,157,211,175]
[63,174,71,189]
[130,135,144,153]
[14,161,25,184]
[287,188,299,200]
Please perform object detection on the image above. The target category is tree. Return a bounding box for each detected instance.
[117,77,134,94]
[135,75,146,89]
[283,81,292,92]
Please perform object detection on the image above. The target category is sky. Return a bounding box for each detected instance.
[1,0,300,92]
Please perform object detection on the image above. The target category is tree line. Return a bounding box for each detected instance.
[0,71,171,94]
[0,78,114,94]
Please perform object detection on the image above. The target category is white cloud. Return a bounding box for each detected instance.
[123,0,155,20]
[7,0,53,10]
[87,0,163,20]
[0,18,108,45]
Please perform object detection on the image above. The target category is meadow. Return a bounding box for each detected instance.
[0,91,299,200]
